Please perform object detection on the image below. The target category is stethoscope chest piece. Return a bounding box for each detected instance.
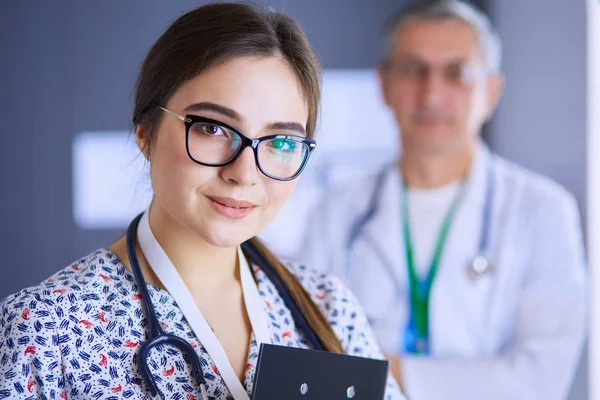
[467,255,493,280]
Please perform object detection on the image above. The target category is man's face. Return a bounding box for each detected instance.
[378,19,503,155]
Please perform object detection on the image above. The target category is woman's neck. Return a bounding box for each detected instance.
[108,202,252,383]
[109,202,239,294]
[147,202,239,290]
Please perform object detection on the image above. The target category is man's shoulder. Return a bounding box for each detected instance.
[493,155,579,213]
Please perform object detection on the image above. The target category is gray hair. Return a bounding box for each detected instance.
[382,0,502,74]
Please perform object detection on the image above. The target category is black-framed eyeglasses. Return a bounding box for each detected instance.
[382,58,486,86]
[159,107,317,181]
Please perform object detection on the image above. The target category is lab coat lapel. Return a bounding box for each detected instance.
[429,142,493,356]
[440,142,491,274]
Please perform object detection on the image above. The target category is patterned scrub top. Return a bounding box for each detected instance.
[0,249,404,400]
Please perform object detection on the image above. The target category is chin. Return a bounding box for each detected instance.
[408,137,454,154]
[408,127,462,152]
[199,221,259,248]
[207,237,248,248]
[202,232,251,248]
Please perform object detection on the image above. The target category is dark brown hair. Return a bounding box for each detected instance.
[132,2,343,354]
[133,2,321,153]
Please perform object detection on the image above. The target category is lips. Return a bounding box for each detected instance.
[206,196,258,219]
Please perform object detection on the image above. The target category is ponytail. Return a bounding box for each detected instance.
[247,237,345,354]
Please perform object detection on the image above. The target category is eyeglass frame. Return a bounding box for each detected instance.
[158,106,317,181]
[380,57,487,86]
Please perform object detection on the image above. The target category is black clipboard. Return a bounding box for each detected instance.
[251,344,389,399]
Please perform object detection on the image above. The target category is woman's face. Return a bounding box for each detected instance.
[139,55,309,247]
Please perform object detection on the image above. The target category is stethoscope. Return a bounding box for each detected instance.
[345,158,495,287]
[125,213,324,399]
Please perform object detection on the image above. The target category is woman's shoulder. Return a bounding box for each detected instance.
[283,261,372,345]
[0,248,133,398]
[1,248,127,321]
[284,261,352,309]
[283,261,405,399]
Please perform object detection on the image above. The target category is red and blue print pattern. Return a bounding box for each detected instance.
[0,249,403,399]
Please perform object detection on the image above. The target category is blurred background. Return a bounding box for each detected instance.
[0,0,594,398]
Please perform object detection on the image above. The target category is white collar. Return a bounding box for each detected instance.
[137,210,271,399]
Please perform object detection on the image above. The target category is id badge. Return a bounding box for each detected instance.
[403,321,429,355]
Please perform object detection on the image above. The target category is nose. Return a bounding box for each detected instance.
[420,71,446,108]
[220,146,260,186]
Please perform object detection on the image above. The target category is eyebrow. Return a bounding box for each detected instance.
[184,102,242,121]
[184,102,307,136]
[267,122,307,137]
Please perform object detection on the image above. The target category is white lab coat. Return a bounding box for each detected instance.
[299,143,587,400]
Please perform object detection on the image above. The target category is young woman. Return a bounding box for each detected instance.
[0,3,403,399]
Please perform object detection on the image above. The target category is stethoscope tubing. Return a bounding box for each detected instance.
[345,161,495,289]
[125,213,325,397]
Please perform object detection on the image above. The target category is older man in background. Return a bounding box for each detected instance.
[299,1,587,399]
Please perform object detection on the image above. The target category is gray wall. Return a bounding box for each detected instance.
[486,2,588,399]
[487,1,587,214]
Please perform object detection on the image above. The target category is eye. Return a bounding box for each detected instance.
[190,122,232,139]
[200,123,224,136]
[404,65,425,78]
[270,138,297,152]
[392,61,427,80]
[445,63,481,85]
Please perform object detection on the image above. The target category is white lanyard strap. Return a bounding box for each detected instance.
[239,248,272,348]
[137,211,271,399]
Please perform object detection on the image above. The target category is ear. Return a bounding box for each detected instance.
[484,73,505,121]
[135,124,151,160]
[376,65,393,107]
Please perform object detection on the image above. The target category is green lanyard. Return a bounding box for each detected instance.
[401,180,467,353]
